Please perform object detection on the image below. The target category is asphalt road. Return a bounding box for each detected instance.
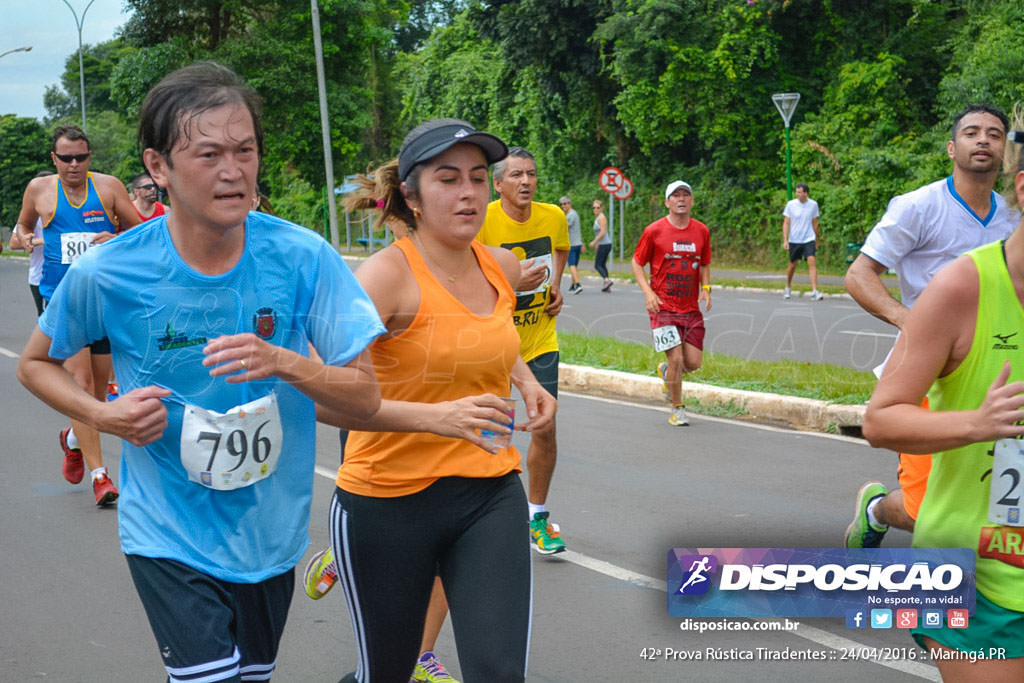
[0,254,941,682]
[554,273,895,372]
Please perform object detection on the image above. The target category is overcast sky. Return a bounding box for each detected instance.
[0,0,131,121]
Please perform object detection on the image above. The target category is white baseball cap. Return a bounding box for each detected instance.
[664,180,693,200]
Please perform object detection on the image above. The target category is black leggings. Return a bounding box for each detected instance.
[594,243,612,279]
[331,473,531,683]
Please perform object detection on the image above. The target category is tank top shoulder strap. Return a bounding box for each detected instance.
[470,240,515,300]
[394,235,436,284]
[393,236,514,305]
[42,177,61,228]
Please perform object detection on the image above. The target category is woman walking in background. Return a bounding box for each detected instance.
[590,198,613,291]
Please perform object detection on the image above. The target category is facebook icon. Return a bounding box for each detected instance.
[845,610,866,629]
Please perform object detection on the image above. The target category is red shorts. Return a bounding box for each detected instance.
[649,310,706,351]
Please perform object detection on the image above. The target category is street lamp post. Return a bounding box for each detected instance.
[60,0,96,133]
[310,0,340,250]
[771,92,801,200]
[0,46,33,60]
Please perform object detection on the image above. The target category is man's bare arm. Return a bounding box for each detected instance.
[845,253,907,329]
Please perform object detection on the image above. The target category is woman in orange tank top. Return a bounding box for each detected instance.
[319,119,556,683]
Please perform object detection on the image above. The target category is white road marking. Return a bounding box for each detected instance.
[0,346,19,358]
[312,397,936,680]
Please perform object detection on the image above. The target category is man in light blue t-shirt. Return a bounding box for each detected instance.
[18,62,383,682]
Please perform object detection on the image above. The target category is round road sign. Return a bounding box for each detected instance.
[599,166,625,194]
[612,177,634,200]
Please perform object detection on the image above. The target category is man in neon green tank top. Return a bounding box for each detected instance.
[864,156,1024,681]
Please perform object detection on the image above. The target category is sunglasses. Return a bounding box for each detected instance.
[54,152,91,163]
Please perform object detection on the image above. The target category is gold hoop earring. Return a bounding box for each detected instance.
[412,207,421,219]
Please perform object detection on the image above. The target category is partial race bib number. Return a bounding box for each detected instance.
[60,232,97,264]
[990,438,1024,525]
[180,393,283,491]
[653,324,682,352]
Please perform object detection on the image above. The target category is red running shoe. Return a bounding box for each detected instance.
[60,428,85,484]
[93,473,119,506]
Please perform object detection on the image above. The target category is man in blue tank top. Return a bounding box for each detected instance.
[15,124,141,505]
[17,61,383,682]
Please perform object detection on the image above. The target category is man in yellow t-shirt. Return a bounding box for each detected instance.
[477,146,570,554]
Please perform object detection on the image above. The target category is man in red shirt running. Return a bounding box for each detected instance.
[632,180,712,427]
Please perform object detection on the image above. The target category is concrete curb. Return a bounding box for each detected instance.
[559,363,865,433]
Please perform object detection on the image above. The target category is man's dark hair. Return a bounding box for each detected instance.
[51,124,90,152]
[131,172,155,189]
[138,61,264,168]
[795,182,809,193]
[951,104,1009,139]
[493,146,535,181]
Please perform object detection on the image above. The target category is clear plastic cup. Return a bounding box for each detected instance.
[480,397,516,450]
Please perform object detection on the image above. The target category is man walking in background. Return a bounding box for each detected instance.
[560,196,583,294]
[782,182,822,300]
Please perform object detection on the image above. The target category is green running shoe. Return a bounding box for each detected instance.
[844,482,889,548]
[530,511,566,555]
[303,547,338,599]
[410,651,459,682]
[656,362,671,402]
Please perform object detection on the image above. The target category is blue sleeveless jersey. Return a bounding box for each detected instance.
[40,173,118,300]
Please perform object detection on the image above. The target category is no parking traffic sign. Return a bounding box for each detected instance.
[599,166,625,194]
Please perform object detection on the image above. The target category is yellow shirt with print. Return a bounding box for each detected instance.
[477,200,570,362]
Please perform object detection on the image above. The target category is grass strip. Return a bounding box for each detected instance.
[559,331,875,405]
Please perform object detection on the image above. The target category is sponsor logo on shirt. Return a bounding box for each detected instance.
[673,241,696,253]
[157,322,207,351]
[978,526,1024,568]
[992,332,1019,350]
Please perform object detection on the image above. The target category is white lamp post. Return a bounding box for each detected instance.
[0,46,33,60]
[59,0,97,133]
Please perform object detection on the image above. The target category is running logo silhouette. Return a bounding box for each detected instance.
[676,554,718,595]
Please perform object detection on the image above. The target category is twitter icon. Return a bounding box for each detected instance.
[870,609,893,629]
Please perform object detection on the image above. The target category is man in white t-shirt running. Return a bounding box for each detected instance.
[782,182,821,300]
[843,104,1020,549]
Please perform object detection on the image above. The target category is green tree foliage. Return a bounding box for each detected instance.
[114,0,409,207]
[13,0,1024,265]
[936,0,1024,120]
[43,39,135,125]
[0,116,49,227]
